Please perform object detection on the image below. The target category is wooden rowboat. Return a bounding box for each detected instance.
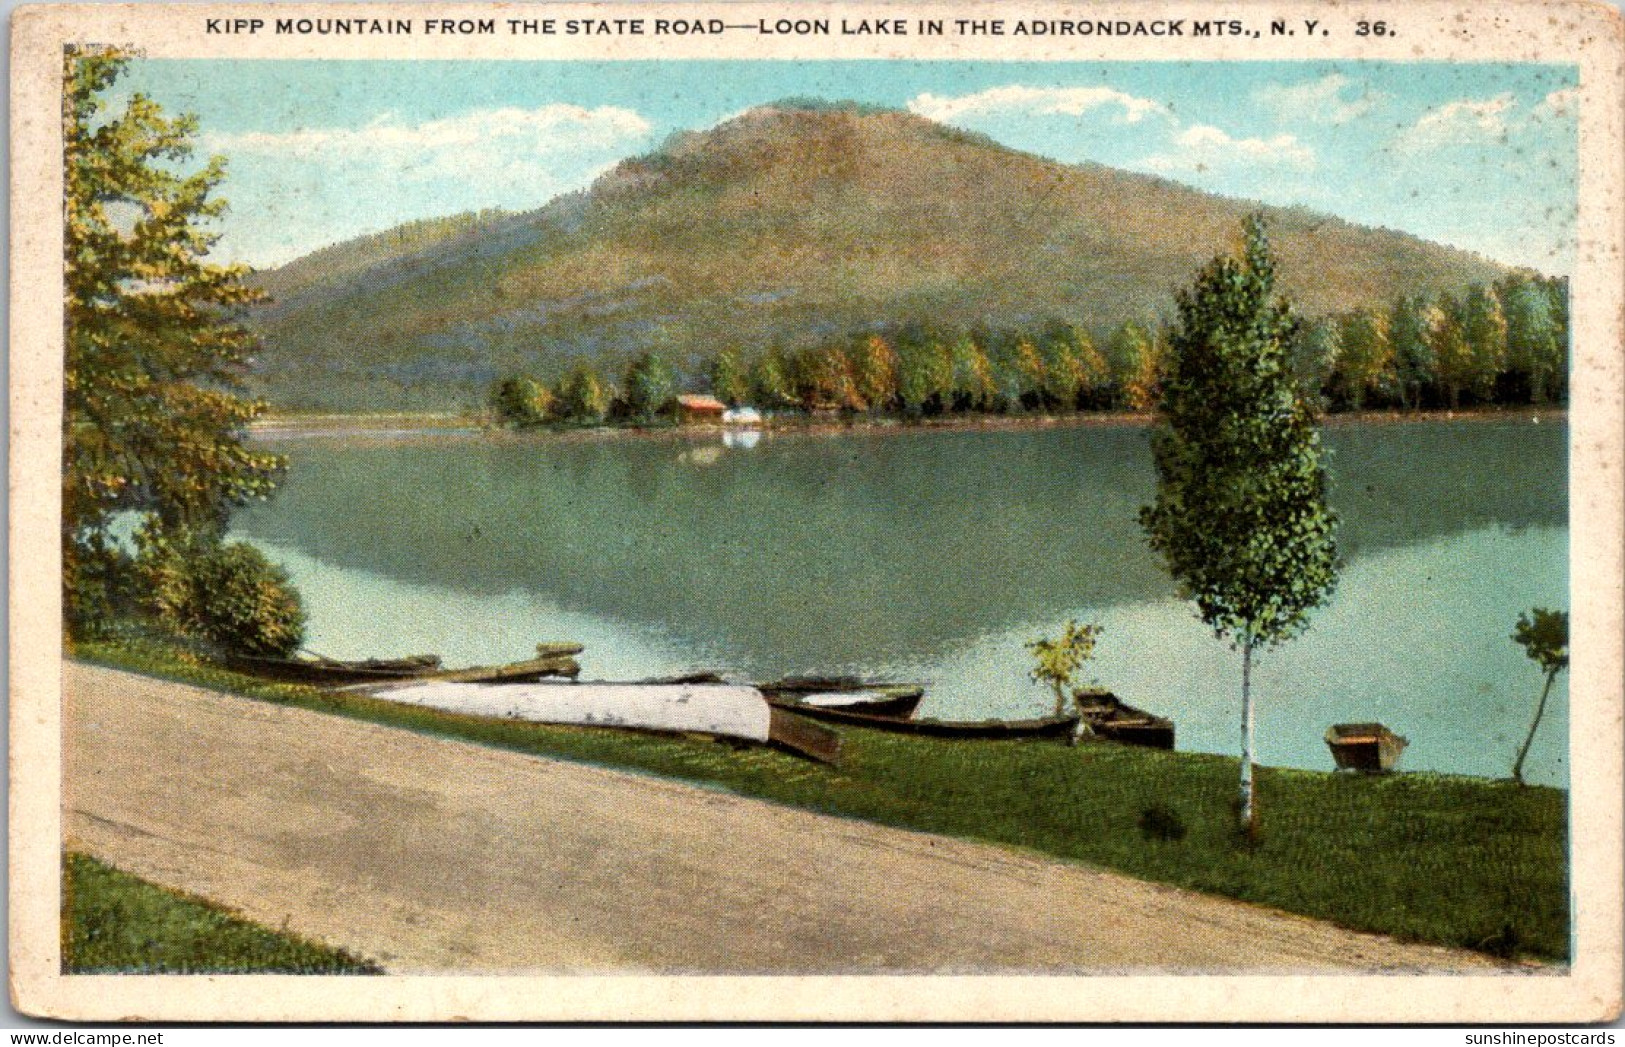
[760,702,1079,740]
[1074,691,1176,750]
[761,681,925,722]
[1325,722,1408,772]
[402,655,581,685]
[224,651,446,685]
[227,649,580,687]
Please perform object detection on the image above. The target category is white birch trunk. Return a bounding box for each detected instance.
[1240,643,1256,834]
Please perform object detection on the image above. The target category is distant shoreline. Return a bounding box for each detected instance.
[249,404,1568,444]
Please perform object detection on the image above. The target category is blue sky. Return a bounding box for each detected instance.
[118,59,1579,275]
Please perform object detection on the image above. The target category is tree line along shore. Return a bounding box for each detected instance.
[489,271,1569,430]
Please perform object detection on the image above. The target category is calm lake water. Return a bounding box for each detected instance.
[237,417,1569,787]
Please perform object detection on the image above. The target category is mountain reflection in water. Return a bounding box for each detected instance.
[236,418,1568,785]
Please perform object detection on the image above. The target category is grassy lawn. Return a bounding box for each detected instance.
[62,852,381,974]
[73,639,1570,964]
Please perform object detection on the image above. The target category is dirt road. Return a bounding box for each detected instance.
[64,662,1504,974]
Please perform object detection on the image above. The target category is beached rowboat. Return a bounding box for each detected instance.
[1074,691,1176,750]
[1325,722,1408,772]
[760,682,925,721]
[759,702,1079,740]
[227,649,581,687]
[224,652,446,685]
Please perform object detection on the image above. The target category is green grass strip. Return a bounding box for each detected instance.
[62,852,381,974]
[71,638,1569,963]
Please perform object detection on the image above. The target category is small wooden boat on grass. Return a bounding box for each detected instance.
[224,651,446,686]
[1074,691,1176,750]
[1325,722,1408,772]
[760,680,925,722]
[402,654,581,685]
[227,647,581,687]
[762,703,1079,740]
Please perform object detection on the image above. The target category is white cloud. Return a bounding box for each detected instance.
[1142,124,1317,174]
[1393,93,1517,152]
[1531,86,1581,121]
[1253,73,1382,124]
[206,104,652,184]
[908,85,1170,125]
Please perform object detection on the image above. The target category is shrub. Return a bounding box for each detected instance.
[185,543,307,657]
[489,375,553,428]
[138,536,306,657]
[63,540,138,640]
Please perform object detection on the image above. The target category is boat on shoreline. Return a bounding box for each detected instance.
[760,702,1080,740]
[224,651,448,685]
[360,677,842,765]
[760,679,925,721]
[225,645,583,687]
[1074,691,1176,750]
[1325,722,1408,772]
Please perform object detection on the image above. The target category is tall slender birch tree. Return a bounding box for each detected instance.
[1139,216,1340,836]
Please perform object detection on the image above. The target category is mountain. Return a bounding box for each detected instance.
[246,101,1508,412]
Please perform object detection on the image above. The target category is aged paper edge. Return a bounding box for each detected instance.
[9,0,1623,1023]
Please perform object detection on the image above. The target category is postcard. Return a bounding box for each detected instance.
[9,0,1623,1023]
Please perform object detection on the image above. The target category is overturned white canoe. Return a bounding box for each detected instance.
[370,681,773,742]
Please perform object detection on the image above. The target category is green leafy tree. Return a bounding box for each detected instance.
[1333,308,1394,410]
[1037,322,1084,411]
[1499,274,1563,405]
[709,349,750,407]
[1460,284,1508,404]
[1074,328,1112,409]
[988,334,1045,412]
[948,332,995,411]
[1428,294,1474,410]
[1139,216,1340,836]
[624,351,676,421]
[748,347,796,410]
[1026,620,1103,744]
[63,46,287,636]
[1288,316,1340,409]
[794,343,865,412]
[1388,295,1435,409]
[556,360,612,423]
[1510,608,1568,786]
[1545,275,1570,400]
[851,334,900,413]
[489,375,554,428]
[1108,321,1165,412]
[896,331,953,416]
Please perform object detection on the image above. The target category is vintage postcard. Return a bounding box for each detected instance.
[9,0,1623,1024]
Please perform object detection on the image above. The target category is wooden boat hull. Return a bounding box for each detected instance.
[230,651,580,687]
[762,685,924,722]
[414,656,580,685]
[1092,718,1175,750]
[1074,692,1176,750]
[762,701,1078,740]
[1325,722,1408,772]
[224,652,444,685]
[766,708,842,765]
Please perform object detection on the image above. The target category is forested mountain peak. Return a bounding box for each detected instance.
[247,101,1509,412]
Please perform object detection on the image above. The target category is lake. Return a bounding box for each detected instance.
[236,416,1570,787]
